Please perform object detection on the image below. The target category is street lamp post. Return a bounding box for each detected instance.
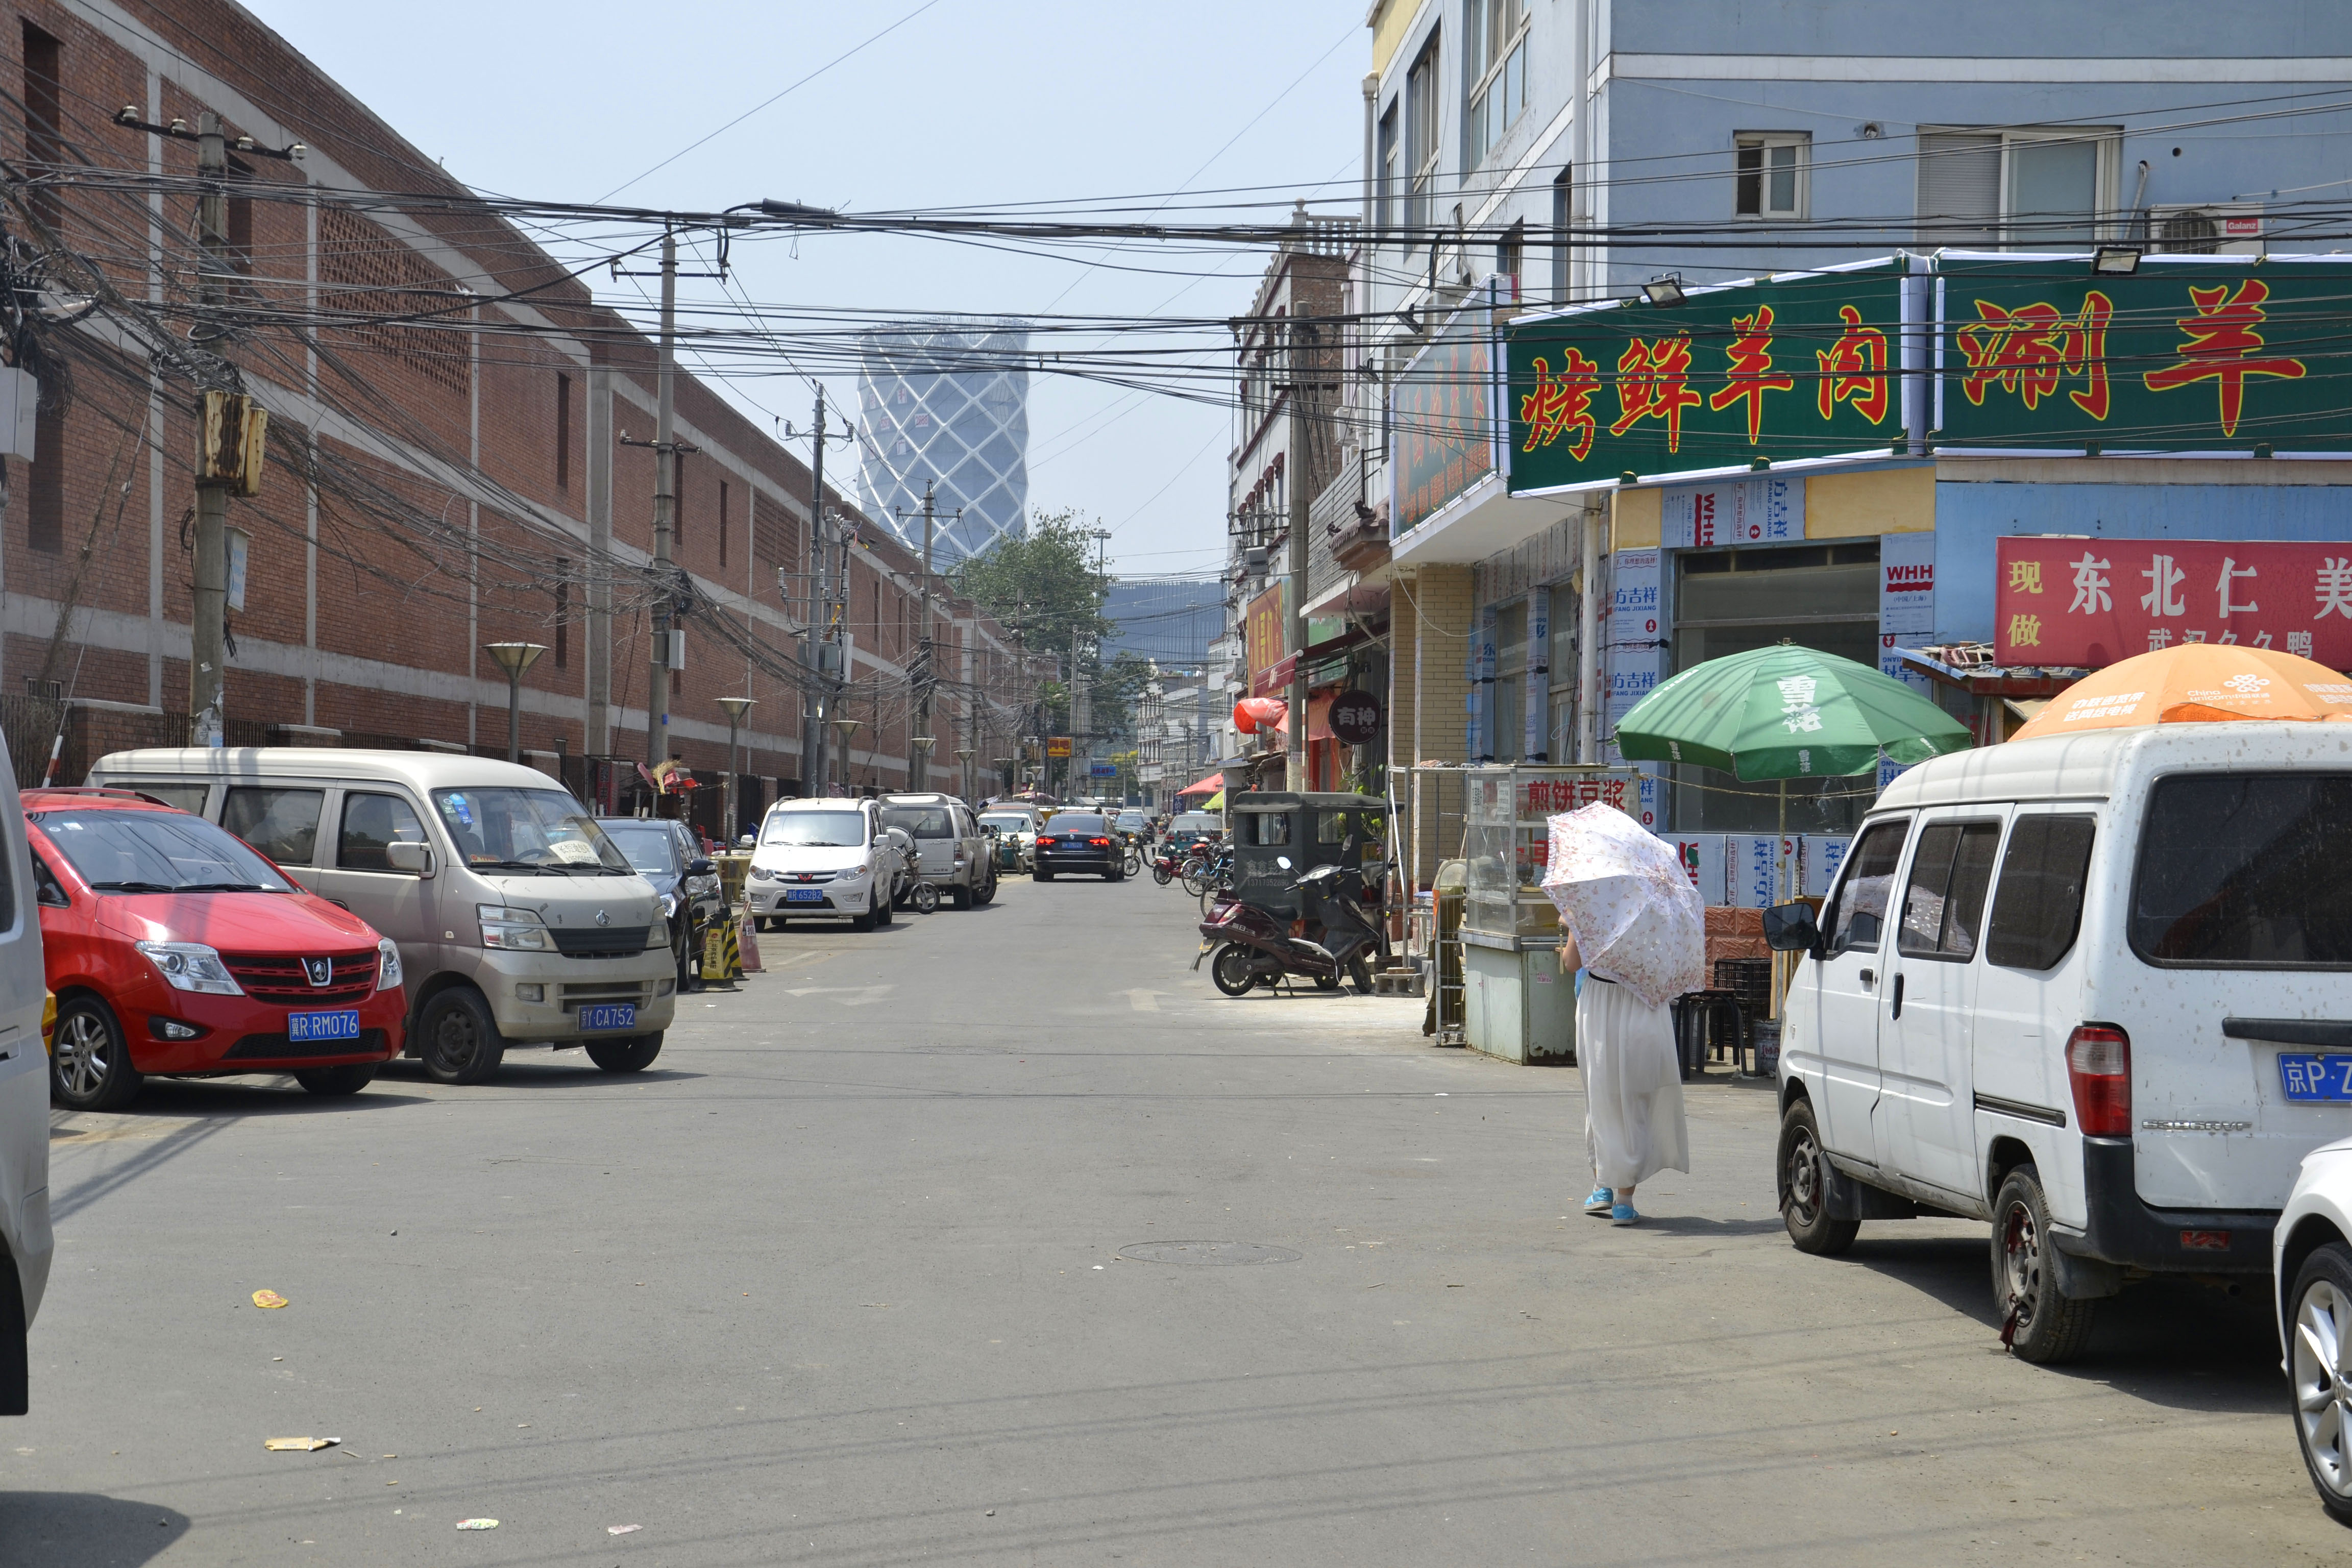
[716,695,755,845]
[954,746,975,802]
[482,643,548,765]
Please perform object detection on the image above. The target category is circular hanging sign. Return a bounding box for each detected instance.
[1328,689,1382,746]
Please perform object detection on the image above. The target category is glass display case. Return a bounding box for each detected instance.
[1462,765,1647,940]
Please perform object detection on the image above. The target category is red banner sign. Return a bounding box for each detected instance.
[1993,536,2352,668]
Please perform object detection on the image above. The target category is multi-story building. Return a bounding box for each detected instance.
[0,0,1038,831]
[1356,1,2352,868]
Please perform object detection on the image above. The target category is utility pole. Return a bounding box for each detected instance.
[786,389,853,797]
[896,482,960,793]
[647,227,677,773]
[1286,320,1314,792]
[189,112,230,746]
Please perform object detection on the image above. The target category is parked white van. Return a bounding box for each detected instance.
[1766,722,2352,1363]
[0,731,51,1414]
[746,797,900,931]
[86,750,675,1083]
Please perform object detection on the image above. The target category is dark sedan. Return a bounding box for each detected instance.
[1032,813,1123,882]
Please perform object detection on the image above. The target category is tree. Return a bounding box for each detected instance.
[950,506,1111,664]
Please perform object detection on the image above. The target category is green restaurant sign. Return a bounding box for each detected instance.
[1502,253,2352,496]
[1506,258,1915,493]
[1934,254,2352,453]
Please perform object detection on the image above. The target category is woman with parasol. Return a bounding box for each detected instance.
[1541,803,1706,1226]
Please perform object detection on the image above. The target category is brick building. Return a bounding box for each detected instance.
[0,0,1038,827]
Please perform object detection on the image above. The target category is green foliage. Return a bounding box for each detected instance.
[950,506,1112,663]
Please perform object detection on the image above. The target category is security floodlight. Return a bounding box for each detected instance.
[2092,246,2142,276]
[1642,274,1687,307]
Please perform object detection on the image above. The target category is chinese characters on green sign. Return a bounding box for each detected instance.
[1506,259,1910,492]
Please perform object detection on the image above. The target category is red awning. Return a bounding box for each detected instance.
[1272,694,1336,743]
[1175,770,1226,797]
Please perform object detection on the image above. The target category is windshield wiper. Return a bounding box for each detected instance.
[175,881,278,893]
[469,859,561,874]
[88,879,182,893]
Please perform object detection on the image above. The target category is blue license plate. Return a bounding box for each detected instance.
[287,1009,360,1042]
[579,1003,637,1033]
[786,888,825,903]
[2281,1054,2352,1101]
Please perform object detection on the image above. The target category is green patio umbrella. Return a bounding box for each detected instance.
[1615,643,1973,900]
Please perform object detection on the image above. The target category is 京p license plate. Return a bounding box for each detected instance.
[2281,1054,2352,1102]
[579,1003,637,1033]
[287,1009,360,1042]
[786,888,825,903]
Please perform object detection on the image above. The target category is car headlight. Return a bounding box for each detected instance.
[375,937,403,991]
[136,940,242,996]
[659,892,678,919]
[476,902,550,950]
[839,863,870,881]
[749,865,776,881]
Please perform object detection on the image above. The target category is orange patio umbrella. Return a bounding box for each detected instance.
[2010,643,2352,741]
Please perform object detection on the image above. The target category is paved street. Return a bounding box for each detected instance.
[4,875,2336,1565]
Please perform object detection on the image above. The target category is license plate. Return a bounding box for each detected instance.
[786,888,825,903]
[579,1003,637,1033]
[287,1009,360,1042]
[2281,1054,2352,1101]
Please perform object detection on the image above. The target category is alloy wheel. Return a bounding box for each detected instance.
[2000,1198,2044,1332]
[2296,1279,2352,1498]
[56,1011,110,1099]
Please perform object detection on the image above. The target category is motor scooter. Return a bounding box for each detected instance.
[1193,856,1386,996]
[1149,847,1184,886]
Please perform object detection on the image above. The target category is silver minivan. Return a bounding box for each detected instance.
[87,749,675,1083]
[1769,723,2352,1363]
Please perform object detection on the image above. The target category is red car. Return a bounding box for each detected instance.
[24,788,406,1109]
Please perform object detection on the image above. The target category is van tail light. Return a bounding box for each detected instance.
[2066,1025,2132,1137]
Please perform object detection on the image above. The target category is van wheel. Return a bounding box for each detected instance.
[1993,1165,2097,1364]
[294,1064,378,1096]
[1777,1098,1859,1256]
[586,1033,663,1073]
[851,909,877,933]
[874,895,893,928]
[416,989,505,1086]
[2289,1242,2352,1524]
[971,872,995,906]
[51,996,141,1112]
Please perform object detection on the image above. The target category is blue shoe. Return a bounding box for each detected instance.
[1609,1202,1640,1227]
[1584,1186,1614,1215]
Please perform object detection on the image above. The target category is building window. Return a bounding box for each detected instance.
[1917,127,2120,249]
[1496,218,1524,295]
[22,22,61,235]
[1551,164,1572,302]
[27,398,62,552]
[554,561,570,669]
[719,479,729,570]
[1405,32,1441,234]
[1377,102,1399,232]
[555,372,572,492]
[1466,0,1528,168]
[1735,133,1809,220]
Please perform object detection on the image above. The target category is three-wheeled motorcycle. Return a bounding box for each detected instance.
[1192,792,1391,996]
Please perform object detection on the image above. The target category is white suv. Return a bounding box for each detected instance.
[878,794,996,909]
[1768,724,2352,1364]
[747,799,901,933]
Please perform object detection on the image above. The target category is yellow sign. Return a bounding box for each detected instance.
[1046,737,1072,758]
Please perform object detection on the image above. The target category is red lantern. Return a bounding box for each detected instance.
[1232,697,1287,734]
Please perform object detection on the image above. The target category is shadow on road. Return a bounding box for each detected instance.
[1836,1232,2283,1412]
[374,1060,705,1090]
[0,1492,188,1563]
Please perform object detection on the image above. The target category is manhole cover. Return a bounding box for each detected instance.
[1116,1241,1302,1266]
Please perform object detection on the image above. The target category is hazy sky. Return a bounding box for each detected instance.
[243,0,1368,580]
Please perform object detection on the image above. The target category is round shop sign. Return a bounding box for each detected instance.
[1328,689,1381,747]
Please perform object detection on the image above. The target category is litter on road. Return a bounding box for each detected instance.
[263,1437,337,1452]
[455,1517,499,1530]
[251,1289,287,1309]
[608,1523,643,1534]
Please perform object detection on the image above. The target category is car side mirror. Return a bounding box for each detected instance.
[1762,900,1820,954]
[385,840,435,877]
[687,858,716,877]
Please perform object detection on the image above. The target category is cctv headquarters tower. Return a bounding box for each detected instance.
[855,322,1032,565]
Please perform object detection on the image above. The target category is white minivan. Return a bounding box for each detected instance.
[0,732,51,1414]
[87,749,675,1083]
[1767,723,2352,1363]
[746,797,900,931]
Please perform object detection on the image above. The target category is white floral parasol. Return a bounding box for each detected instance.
[1537,803,1706,1009]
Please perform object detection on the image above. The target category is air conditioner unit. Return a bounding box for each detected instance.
[2146,203,2264,255]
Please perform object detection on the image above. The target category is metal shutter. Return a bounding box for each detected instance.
[1917,133,2000,250]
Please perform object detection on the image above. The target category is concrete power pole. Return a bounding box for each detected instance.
[1285,321,1314,792]
[189,112,230,746]
[802,392,829,796]
[899,482,961,794]
[646,228,679,772]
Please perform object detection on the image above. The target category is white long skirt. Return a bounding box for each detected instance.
[1578,976,1689,1190]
